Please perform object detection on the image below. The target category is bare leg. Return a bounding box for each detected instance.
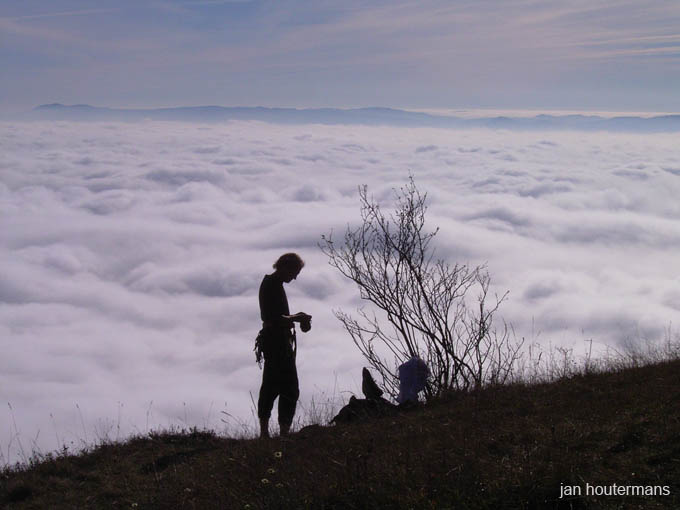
[260,418,270,439]
[279,422,290,436]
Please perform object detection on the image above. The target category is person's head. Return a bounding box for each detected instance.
[273,252,305,282]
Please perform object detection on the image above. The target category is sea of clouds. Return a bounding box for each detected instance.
[1,119,679,463]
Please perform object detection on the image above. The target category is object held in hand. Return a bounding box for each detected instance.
[300,318,311,332]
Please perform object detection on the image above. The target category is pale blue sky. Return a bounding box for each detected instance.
[1,0,679,113]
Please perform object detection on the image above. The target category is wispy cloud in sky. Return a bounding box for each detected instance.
[6,8,121,21]
[1,0,678,112]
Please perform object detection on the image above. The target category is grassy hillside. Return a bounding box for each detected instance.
[2,359,679,509]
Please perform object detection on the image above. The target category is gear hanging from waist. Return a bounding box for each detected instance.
[254,323,296,368]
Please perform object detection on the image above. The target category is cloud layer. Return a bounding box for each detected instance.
[1,120,679,462]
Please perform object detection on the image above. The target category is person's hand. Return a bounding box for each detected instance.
[284,312,312,322]
[285,312,312,332]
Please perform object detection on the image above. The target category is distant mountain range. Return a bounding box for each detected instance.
[25,103,680,132]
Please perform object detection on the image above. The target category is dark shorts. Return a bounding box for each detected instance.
[257,329,299,425]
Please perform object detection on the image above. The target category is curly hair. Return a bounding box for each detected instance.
[273,252,305,271]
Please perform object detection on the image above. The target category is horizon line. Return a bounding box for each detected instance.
[31,103,680,119]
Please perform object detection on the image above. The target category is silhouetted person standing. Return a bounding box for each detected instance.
[256,253,311,438]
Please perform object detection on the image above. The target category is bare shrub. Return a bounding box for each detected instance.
[320,177,523,398]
